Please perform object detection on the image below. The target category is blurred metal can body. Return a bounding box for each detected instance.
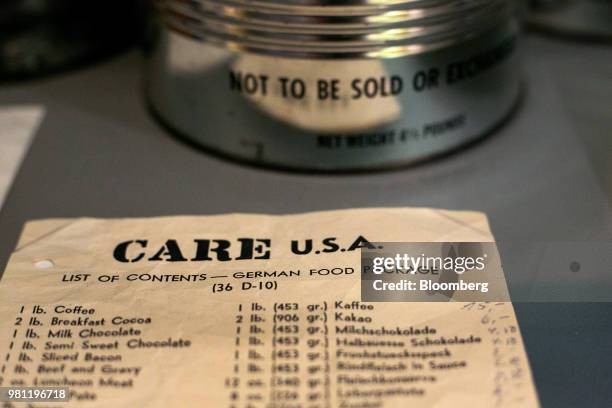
[146,0,522,171]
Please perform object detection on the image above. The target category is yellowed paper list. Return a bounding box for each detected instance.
[0,208,539,407]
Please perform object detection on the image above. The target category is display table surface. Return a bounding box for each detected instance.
[0,33,611,407]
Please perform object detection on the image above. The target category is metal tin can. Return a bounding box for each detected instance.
[146,0,522,171]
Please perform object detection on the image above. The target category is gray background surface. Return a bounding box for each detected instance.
[0,33,611,406]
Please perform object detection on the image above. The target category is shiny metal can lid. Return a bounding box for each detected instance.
[157,0,516,58]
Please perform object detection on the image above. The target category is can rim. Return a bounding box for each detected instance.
[157,0,517,58]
